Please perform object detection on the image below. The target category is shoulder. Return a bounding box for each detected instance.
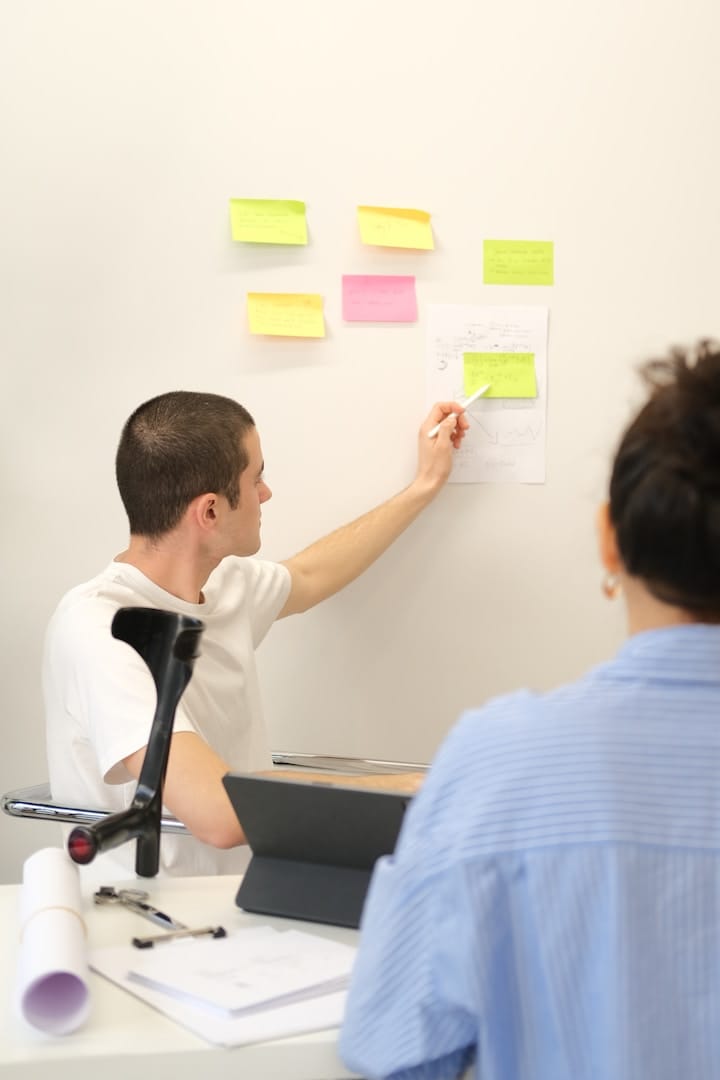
[48,561,156,618]
[207,556,291,605]
[443,664,612,758]
[203,557,290,644]
[442,659,629,781]
[44,564,151,666]
[422,688,543,791]
[47,567,122,638]
[398,672,614,862]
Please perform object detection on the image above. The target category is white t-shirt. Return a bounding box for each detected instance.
[43,556,291,877]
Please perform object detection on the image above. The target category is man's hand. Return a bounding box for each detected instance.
[414,401,470,494]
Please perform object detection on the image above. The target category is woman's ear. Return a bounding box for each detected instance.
[596,502,622,575]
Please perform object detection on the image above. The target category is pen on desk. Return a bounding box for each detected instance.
[135,902,184,930]
[427,383,492,438]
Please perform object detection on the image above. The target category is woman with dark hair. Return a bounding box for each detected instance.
[341,341,720,1080]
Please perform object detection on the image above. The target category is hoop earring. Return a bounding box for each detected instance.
[601,572,621,600]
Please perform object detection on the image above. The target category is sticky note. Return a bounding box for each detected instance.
[357,206,434,250]
[342,275,417,322]
[463,352,537,398]
[483,240,554,285]
[247,293,325,338]
[230,199,308,245]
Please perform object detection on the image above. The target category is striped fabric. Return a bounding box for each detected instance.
[339,624,720,1080]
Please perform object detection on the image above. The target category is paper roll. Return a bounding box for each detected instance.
[16,846,90,1034]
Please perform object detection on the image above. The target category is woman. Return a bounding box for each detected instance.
[340,341,720,1080]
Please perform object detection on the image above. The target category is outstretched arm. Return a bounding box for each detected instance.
[279,401,468,617]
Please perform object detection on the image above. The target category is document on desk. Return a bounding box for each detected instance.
[90,926,356,1048]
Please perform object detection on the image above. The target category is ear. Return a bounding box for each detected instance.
[189,493,220,532]
[596,502,622,574]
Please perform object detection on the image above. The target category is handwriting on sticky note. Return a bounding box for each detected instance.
[463,353,537,398]
[342,275,417,322]
[483,240,554,285]
[357,206,434,250]
[230,199,308,245]
[247,293,325,338]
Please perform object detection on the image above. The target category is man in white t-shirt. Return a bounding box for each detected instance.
[43,390,468,875]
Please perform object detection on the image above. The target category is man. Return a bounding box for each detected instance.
[44,390,467,876]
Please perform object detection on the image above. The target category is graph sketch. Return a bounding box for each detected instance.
[426,304,549,483]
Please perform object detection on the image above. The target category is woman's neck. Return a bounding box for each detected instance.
[623,575,703,635]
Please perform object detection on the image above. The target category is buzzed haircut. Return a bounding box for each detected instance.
[116,390,255,538]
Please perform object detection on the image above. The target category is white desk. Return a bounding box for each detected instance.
[1,872,360,1080]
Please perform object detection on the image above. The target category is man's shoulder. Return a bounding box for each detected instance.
[48,563,142,634]
[209,554,285,584]
[207,555,290,601]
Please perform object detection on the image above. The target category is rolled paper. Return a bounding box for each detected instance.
[16,847,90,1034]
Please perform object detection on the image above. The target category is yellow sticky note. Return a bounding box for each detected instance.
[247,293,325,338]
[357,206,434,250]
[463,353,537,398]
[230,199,308,245]
[483,240,554,285]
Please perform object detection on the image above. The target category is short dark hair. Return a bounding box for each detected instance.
[609,340,720,617]
[116,391,255,537]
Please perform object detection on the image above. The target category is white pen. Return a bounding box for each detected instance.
[427,383,492,438]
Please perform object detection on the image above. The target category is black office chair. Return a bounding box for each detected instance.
[66,607,204,877]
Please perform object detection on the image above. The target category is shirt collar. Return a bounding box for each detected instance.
[609,623,720,685]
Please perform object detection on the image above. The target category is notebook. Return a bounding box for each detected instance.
[221,773,410,928]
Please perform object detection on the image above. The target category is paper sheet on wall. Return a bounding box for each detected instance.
[427,305,549,484]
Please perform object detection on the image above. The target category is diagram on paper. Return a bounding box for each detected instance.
[426,305,549,483]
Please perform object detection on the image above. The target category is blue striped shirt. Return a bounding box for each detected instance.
[339,625,720,1080]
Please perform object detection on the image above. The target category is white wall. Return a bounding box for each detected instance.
[2,0,719,882]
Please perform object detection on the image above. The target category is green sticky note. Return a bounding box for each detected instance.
[229,198,308,245]
[483,240,554,285]
[463,353,537,398]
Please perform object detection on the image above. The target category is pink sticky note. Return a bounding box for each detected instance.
[342,275,417,323]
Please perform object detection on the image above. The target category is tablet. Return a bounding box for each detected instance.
[222,773,410,928]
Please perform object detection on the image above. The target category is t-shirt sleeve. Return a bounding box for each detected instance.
[238,558,291,647]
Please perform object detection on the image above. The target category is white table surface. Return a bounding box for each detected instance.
[1,870,361,1080]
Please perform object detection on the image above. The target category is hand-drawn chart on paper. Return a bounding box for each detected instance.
[427,305,549,483]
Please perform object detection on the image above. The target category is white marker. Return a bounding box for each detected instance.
[427,383,491,438]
